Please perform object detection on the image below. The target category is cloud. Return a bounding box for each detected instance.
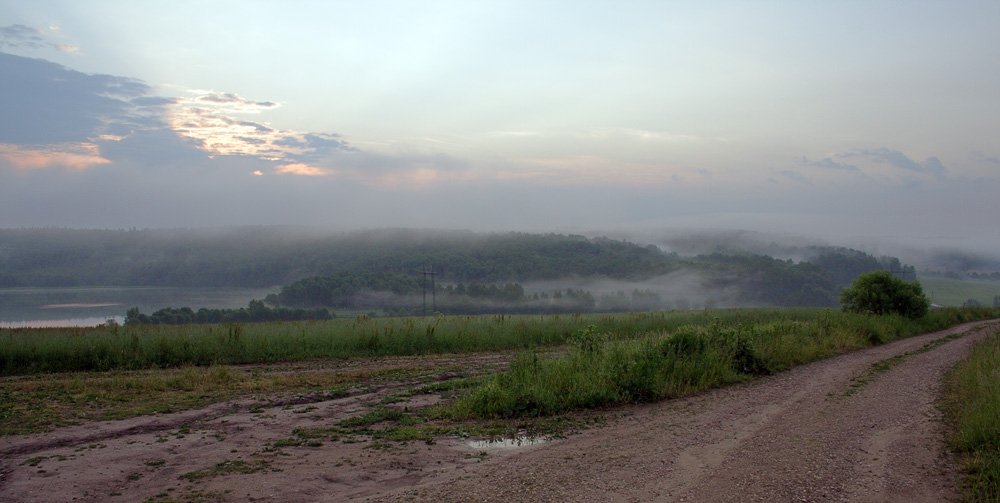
[272,136,306,147]
[131,96,180,107]
[300,133,350,152]
[0,52,235,177]
[297,149,474,188]
[0,51,687,187]
[799,156,860,173]
[586,128,700,143]
[0,52,178,173]
[0,24,47,50]
[0,143,111,172]
[970,151,1000,165]
[195,92,278,111]
[95,129,208,169]
[240,121,273,133]
[777,169,810,184]
[236,136,267,145]
[0,24,79,53]
[840,147,949,180]
[166,91,353,165]
[488,130,540,137]
[275,163,332,176]
[0,53,157,146]
[921,156,947,177]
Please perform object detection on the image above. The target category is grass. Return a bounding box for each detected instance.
[2,306,997,438]
[945,330,1000,502]
[444,307,1000,419]
[920,276,1000,307]
[289,408,601,447]
[178,459,274,482]
[1,308,840,376]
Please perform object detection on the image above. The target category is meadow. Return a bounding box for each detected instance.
[919,275,1000,307]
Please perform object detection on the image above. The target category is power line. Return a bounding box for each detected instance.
[420,266,437,316]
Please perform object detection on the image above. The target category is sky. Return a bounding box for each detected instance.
[1,1,999,256]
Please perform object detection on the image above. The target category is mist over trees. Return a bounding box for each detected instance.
[0,228,673,288]
[0,227,920,313]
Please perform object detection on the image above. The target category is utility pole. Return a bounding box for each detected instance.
[420,266,437,316]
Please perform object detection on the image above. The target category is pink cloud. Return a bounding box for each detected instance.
[274,163,332,176]
[0,143,111,171]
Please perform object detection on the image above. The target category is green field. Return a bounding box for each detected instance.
[0,309,828,376]
[919,276,1000,307]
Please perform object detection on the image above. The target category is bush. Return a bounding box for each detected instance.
[839,270,930,319]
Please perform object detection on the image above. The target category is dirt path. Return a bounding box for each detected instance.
[1,320,996,503]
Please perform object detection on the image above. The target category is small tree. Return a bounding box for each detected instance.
[840,270,930,319]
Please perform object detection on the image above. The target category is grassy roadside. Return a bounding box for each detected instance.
[444,308,1000,419]
[945,330,1000,502]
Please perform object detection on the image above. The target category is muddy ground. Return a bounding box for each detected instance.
[1,320,997,502]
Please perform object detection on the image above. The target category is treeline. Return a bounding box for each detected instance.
[124,300,331,325]
[966,272,1000,281]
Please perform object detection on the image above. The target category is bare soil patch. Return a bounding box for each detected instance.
[1,320,996,503]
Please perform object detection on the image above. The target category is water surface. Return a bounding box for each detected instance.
[0,286,276,328]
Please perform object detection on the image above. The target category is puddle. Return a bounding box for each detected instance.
[467,436,548,450]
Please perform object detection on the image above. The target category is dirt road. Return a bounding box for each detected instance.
[2,320,997,502]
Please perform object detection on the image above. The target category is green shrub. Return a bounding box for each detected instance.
[840,270,930,319]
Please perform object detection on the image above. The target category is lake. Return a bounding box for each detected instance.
[0,286,277,328]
